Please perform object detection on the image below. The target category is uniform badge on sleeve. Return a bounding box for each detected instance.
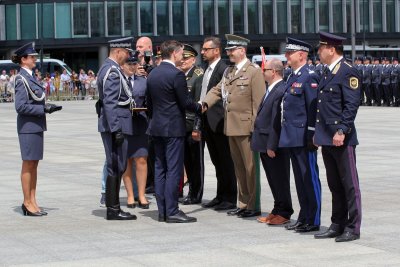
[349,77,359,90]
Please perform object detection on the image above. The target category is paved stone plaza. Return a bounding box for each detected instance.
[0,101,399,267]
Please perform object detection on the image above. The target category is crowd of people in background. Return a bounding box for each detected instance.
[0,67,98,102]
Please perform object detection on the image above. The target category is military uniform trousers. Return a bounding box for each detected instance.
[101,132,129,208]
[391,83,399,106]
[287,147,321,225]
[321,145,362,235]
[260,149,293,219]
[153,136,184,217]
[382,84,392,105]
[184,132,205,201]
[203,118,237,204]
[372,83,381,106]
[362,83,372,104]
[229,135,260,211]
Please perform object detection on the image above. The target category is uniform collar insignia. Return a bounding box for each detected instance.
[332,63,341,74]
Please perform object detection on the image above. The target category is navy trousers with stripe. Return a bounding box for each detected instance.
[288,147,321,226]
[322,146,362,235]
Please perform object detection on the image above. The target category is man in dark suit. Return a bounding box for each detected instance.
[146,40,202,223]
[199,37,237,211]
[280,37,321,233]
[314,32,362,242]
[97,37,136,220]
[251,58,293,225]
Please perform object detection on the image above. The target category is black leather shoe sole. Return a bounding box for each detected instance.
[107,214,137,220]
[238,210,261,218]
[335,232,360,242]
[166,217,197,223]
[295,225,320,232]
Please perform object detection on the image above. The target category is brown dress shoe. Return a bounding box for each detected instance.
[267,215,290,225]
[257,213,275,223]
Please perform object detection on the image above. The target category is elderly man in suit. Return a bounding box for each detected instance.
[200,37,237,211]
[251,58,293,225]
[280,37,321,232]
[146,40,203,223]
[203,34,265,218]
[97,37,137,221]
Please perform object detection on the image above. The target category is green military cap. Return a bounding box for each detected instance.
[183,44,198,58]
[225,34,250,50]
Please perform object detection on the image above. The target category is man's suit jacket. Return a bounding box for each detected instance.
[279,64,319,148]
[204,59,265,136]
[14,68,47,134]
[205,59,228,133]
[314,59,360,146]
[97,58,133,135]
[251,80,285,153]
[146,61,201,137]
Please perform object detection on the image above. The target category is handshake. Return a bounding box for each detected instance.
[44,103,63,114]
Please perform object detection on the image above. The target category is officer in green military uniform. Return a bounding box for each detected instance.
[179,44,205,205]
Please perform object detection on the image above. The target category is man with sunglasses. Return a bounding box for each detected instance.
[203,34,265,218]
[280,37,321,233]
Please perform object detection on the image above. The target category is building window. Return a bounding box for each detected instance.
[319,0,329,32]
[124,2,137,37]
[386,0,395,32]
[305,0,315,33]
[5,5,17,40]
[20,4,36,40]
[156,0,168,35]
[203,0,214,35]
[372,0,382,32]
[91,2,105,37]
[360,0,369,32]
[346,0,351,33]
[55,3,71,38]
[277,0,288,33]
[262,0,272,33]
[291,0,301,33]
[107,2,121,36]
[233,1,244,34]
[332,0,343,32]
[188,0,200,35]
[218,0,229,34]
[173,0,184,35]
[73,2,88,37]
[36,3,55,39]
[247,0,259,34]
[140,1,153,35]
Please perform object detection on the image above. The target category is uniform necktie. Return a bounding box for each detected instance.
[200,66,212,101]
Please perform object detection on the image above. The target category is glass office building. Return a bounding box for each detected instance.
[1,0,400,71]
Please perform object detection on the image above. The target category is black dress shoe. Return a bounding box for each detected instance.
[227,208,246,216]
[238,210,261,218]
[138,201,150,209]
[166,210,197,223]
[214,201,236,211]
[21,204,42,217]
[285,221,304,230]
[202,198,221,208]
[295,224,320,232]
[145,185,155,194]
[314,229,343,239]
[181,197,201,205]
[335,231,360,242]
[158,214,166,222]
[127,203,136,209]
[106,207,137,220]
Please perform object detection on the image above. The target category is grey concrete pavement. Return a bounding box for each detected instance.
[0,101,400,267]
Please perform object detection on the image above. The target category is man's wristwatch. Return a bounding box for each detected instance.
[337,128,344,135]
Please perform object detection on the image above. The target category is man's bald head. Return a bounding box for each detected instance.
[136,37,153,53]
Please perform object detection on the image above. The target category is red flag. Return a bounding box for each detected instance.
[260,46,266,70]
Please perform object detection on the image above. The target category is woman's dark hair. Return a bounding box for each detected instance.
[11,55,22,64]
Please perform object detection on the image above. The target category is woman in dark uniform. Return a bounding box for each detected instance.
[120,54,150,209]
[12,42,61,216]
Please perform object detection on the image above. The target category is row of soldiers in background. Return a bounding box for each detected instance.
[283,56,400,107]
[355,56,400,107]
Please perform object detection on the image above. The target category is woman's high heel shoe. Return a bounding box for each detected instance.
[138,200,150,209]
[39,210,48,216]
[21,204,42,216]
[127,203,136,209]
